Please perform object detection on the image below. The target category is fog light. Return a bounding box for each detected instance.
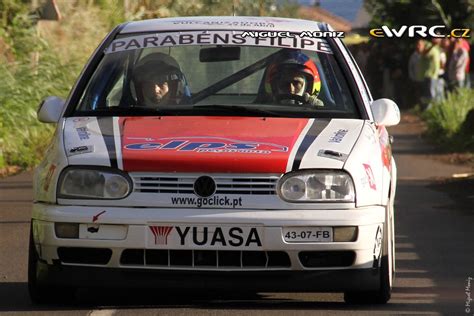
[334,227,358,242]
[55,223,79,239]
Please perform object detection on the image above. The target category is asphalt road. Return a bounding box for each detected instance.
[1,114,473,315]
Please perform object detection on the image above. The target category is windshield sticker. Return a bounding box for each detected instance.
[171,20,277,28]
[124,136,288,154]
[106,31,332,54]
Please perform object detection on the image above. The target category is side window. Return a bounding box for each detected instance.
[307,50,356,113]
[78,51,132,111]
[106,75,125,107]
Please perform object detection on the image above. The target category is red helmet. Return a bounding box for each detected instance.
[264,50,321,98]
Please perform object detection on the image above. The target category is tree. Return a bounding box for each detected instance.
[365,0,474,32]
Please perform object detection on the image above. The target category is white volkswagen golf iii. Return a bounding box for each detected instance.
[30,16,400,304]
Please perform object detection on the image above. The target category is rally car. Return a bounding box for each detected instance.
[29,16,400,304]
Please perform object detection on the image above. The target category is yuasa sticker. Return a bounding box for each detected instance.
[149,226,174,245]
[148,225,263,249]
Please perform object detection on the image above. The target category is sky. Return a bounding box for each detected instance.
[297,0,364,22]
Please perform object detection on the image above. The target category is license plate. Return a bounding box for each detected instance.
[147,224,263,250]
[282,227,333,242]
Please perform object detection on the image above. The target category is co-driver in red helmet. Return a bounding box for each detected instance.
[262,50,323,107]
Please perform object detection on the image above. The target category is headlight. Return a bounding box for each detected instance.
[57,167,132,199]
[278,170,355,202]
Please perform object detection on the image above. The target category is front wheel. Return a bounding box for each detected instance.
[28,223,76,305]
[343,254,391,304]
[344,207,394,304]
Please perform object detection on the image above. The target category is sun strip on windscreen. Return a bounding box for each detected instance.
[104,31,333,55]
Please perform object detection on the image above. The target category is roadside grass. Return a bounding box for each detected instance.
[0,55,81,168]
[0,1,297,174]
[422,88,474,152]
[0,1,115,172]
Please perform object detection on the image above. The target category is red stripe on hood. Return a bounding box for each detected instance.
[120,116,309,173]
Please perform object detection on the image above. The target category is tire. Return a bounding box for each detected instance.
[344,205,394,304]
[28,223,76,305]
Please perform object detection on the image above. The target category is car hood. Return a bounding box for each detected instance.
[63,116,364,173]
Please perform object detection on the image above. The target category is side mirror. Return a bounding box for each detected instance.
[37,96,65,123]
[370,98,400,127]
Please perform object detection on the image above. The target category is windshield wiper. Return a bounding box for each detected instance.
[74,106,166,116]
[193,104,283,117]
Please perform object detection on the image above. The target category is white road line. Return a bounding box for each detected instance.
[88,310,116,316]
[396,251,421,260]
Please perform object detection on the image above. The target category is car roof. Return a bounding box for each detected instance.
[120,16,324,34]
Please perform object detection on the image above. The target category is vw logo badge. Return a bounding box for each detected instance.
[193,176,216,198]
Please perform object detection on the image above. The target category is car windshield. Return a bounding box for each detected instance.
[75,31,358,118]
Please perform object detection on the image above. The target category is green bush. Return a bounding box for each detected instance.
[0,0,297,171]
[0,6,84,169]
[0,55,82,168]
[0,1,112,170]
[423,88,474,151]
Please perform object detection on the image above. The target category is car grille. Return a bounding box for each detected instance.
[132,173,280,195]
[57,247,112,265]
[120,249,291,270]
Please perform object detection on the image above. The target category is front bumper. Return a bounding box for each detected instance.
[32,202,385,291]
[35,263,381,292]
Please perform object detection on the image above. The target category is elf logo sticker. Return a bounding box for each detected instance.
[363,163,377,190]
[125,136,288,154]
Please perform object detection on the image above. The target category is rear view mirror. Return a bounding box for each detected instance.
[200,46,241,62]
[370,98,400,127]
[37,96,65,123]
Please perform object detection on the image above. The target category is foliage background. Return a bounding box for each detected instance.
[363,0,474,153]
[0,0,472,171]
[0,0,297,170]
